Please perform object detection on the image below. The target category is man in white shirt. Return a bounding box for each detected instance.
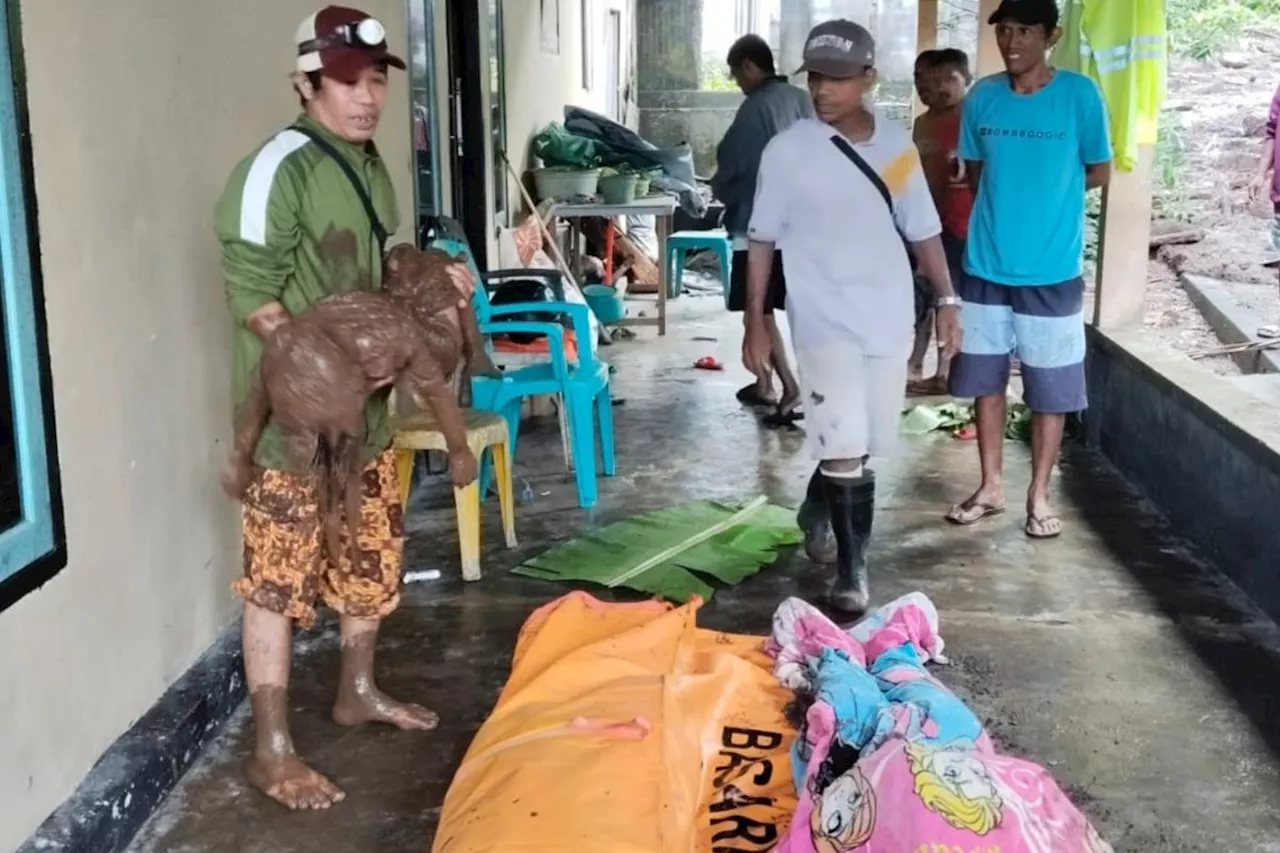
[743,19,961,616]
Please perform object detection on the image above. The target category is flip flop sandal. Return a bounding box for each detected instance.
[736,385,776,407]
[1025,514,1063,539]
[945,498,1006,525]
[762,408,804,429]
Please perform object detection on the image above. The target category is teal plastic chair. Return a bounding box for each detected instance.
[664,230,733,300]
[421,217,615,509]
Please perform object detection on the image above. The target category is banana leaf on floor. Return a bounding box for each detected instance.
[901,400,1032,440]
[512,497,801,602]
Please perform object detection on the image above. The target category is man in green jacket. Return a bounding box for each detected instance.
[214,5,472,810]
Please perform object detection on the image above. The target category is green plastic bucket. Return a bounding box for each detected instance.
[633,169,659,197]
[533,168,600,201]
[583,284,625,323]
[598,173,638,205]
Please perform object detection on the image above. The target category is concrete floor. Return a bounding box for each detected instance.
[129,299,1280,853]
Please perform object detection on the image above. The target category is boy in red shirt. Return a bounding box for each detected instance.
[908,48,973,395]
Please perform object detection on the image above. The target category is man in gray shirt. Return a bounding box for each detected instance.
[712,35,812,424]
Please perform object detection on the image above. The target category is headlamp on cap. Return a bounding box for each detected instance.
[299,16,387,56]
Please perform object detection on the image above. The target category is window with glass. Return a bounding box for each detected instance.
[408,0,443,235]
[581,0,593,89]
[490,0,509,227]
[0,0,67,611]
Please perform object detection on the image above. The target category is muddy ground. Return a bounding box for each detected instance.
[1141,28,1280,374]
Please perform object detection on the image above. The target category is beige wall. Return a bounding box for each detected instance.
[0,1,413,849]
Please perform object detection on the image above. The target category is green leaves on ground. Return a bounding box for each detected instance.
[512,498,801,603]
[901,401,1032,441]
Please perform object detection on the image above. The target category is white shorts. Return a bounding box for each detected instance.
[794,343,908,462]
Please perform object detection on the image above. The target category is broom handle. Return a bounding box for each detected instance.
[604,496,770,589]
[500,155,588,290]
[500,150,611,346]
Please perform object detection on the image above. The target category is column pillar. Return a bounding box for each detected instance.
[635,0,701,91]
[976,0,1002,76]
[778,0,812,82]
[917,0,938,52]
[913,0,938,118]
[1093,146,1157,329]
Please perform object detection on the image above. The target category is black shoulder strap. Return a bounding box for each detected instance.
[830,134,916,268]
[829,134,893,213]
[291,125,389,250]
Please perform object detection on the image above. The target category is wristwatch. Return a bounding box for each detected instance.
[935,295,962,309]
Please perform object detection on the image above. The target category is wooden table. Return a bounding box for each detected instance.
[546,196,679,335]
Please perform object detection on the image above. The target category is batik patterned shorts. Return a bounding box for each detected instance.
[234,449,404,628]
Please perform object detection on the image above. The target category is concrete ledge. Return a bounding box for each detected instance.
[16,620,244,853]
[1180,272,1280,374]
[1085,324,1280,620]
[636,89,744,110]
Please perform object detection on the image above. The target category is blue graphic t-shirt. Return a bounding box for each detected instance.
[959,69,1113,286]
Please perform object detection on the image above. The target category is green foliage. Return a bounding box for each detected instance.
[1083,110,1191,272]
[700,53,738,92]
[1167,0,1280,59]
[513,499,801,603]
[1084,188,1102,265]
[1153,113,1192,221]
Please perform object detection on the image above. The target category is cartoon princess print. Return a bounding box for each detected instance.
[808,742,877,852]
[905,741,1004,835]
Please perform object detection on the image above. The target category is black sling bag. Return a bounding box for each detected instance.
[291,124,390,251]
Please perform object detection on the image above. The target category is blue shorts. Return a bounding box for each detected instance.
[948,275,1087,414]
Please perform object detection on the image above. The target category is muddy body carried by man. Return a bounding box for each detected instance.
[214,5,473,811]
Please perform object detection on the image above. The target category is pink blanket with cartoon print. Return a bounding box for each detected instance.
[770,595,1112,853]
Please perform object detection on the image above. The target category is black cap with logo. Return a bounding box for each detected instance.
[796,19,876,78]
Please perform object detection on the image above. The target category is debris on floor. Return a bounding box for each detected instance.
[511,497,800,601]
[901,401,1032,441]
[692,355,723,371]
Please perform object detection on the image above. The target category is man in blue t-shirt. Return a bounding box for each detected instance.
[945,0,1112,539]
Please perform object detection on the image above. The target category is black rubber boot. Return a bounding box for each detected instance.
[823,469,875,616]
[796,466,837,564]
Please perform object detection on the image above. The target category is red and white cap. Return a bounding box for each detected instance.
[295,6,406,82]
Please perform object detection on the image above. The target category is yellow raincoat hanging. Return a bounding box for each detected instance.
[1055,0,1168,171]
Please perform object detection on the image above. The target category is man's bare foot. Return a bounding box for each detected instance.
[1025,492,1063,538]
[333,687,440,731]
[246,753,346,811]
[946,485,1006,525]
[778,389,802,416]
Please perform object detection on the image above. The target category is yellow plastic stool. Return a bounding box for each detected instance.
[392,407,517,582]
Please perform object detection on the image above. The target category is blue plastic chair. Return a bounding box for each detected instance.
[421,217,615,509]
[664,230,733,300]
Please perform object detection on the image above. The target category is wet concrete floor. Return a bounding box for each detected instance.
[130,298,1280,852]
